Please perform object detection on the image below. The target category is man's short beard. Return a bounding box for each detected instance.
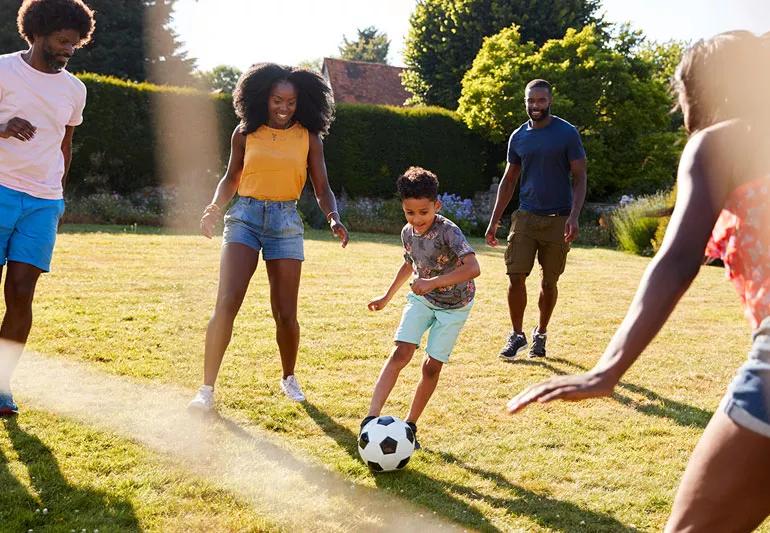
[527,105,551,122]
[42,45,67,71]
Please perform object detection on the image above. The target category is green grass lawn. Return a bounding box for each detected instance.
[2,225,767,532]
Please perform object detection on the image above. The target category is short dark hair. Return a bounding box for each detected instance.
[525,79,552,94]
[233,63,335,136]
[17,0,95,46]
[396,166,439,201]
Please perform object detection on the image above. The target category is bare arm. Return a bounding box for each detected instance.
[411,254,481,295]
[61,126,75,191]
[200,126,245,238]
[508,126,732,412]
[564,157,587,242]
[485,162,521,246]
[368,261,414,310]
[308,133,349,247]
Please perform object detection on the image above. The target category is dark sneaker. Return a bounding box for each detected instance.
[499,332,528,361]
[406,421,421,450]
[0,391,18,416]
[529,328,547,358]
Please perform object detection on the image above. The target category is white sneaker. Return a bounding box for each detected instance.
[280,375,305,402]
[188,385,215,413]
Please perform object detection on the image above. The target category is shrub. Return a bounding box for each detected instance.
[324,104,492,198]
[611,190,672,256]
[342,197,405,234]
[69,76,494,202]
[651,188,677,252]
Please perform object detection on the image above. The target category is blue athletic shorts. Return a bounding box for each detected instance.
[0,184,65,272]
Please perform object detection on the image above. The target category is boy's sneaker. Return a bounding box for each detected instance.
[529,328,547,358]
[280,375,305,402]
[499,332,527,361]
[0,391,19,416]
[187,385,214,414]
[406,421,421,450]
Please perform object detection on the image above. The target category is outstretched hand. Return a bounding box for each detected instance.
[367,295,390,311]
[506,370,618,414]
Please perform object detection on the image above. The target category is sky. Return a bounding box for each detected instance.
[171,0,770,72]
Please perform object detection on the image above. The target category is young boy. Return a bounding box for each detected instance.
[362,166,480,448]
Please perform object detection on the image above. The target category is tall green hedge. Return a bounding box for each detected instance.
[324,104,491,197]
[68,75,492,198]
[71,73,236,196]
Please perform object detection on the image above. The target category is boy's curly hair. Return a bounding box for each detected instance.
[396,166,439,201]
[233,63,335,136]
[17,0,95,46]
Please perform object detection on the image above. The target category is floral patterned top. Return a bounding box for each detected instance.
[402,214,475,309]
[705,176,770,329]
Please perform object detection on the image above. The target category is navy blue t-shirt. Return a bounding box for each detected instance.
[507,116,585,215]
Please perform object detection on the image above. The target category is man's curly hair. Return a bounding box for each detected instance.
[233,63,335,136]
[17,0,95,45]
[396,167,439,201]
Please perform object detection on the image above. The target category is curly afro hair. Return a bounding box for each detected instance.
[233,63,335,136]
[674,30,770,133]
[396,167,439,201]
[17,0,95,45]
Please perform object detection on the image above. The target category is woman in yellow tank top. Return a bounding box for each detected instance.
[189,63,348,410]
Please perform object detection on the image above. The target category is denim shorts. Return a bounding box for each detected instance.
[222,197,304,261]
[720,316,770,438]
[0,183,65,272]
[394,292,474,363]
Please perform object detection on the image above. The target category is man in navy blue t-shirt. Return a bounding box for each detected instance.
[485,79,587,360]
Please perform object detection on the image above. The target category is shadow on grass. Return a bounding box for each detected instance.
[301,402,632,532]
[1,416,139,531]
[514,356,713,429]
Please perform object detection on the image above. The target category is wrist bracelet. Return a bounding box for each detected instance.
[326,210,339,222]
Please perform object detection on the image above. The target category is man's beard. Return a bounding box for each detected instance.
[42,44,69,71]
[527,105,551,123]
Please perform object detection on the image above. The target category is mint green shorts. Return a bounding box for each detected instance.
[394,293,474,363]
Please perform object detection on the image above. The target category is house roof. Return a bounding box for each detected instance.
[322,58,411,106]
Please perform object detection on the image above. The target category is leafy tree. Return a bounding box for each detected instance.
[339,26,389,63]
[458,24,684,199]
[141,0,196,85]
[297,57,323,72]
[403,0,602,108]
[195,64,242,93]
[0,1,26,54]
[0,0,195,84]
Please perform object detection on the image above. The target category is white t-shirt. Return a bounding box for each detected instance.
[0,51,87,199]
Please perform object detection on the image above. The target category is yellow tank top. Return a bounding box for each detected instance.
[238,123,309,201]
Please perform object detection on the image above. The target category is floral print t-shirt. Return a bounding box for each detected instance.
[402,214,475,309]
[706,176,770,329]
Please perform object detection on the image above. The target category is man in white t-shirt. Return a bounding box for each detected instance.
[0,0,95,416]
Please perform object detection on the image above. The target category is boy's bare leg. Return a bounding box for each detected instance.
[406,356,443,423]
[367,342,416,417]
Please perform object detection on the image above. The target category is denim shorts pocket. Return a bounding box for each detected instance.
[224,199,246,224]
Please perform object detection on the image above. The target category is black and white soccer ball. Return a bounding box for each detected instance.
[358,415,415,472]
